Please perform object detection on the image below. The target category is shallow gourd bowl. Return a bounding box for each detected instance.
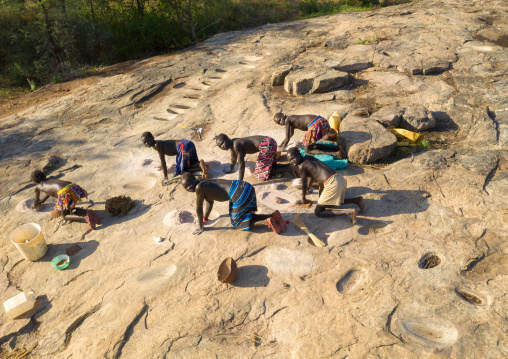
[276,151,282,160]
[217,257,238,283]
[292,178,303,189]
[52,254,70,270]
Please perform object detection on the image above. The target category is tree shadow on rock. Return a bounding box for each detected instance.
[231,265,270,288]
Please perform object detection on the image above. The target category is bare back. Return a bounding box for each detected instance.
[155,140,179,157]
[299,156,337,185]
[232,135,266,156]
[195,179,233,203]
[36,178,72,198]
[280,114,319,149]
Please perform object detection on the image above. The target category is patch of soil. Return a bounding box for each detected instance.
[105,196,135,216]
[66,244,83,256]
[0,58,166,120]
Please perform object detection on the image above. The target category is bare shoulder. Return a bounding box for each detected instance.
[154,141,163,151]
[232,140,243,152]
[196,180,212,191]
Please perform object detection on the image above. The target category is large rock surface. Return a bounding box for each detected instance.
[1,0,508,358]
[339,115,397,163]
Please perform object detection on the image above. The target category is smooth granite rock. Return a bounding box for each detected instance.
[339,115,397,163]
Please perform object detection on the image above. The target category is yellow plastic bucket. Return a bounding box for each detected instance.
[10,223,48,261]
[328,112,342,134]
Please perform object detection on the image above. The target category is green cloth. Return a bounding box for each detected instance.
[300,144,348,171]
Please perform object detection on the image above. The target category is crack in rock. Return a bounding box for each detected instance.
[63,270,94,287]
[109,303,149,359]
[483,158,499,196]
[62,304,102,352]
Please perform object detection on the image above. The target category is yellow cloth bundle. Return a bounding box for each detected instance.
[388,127,424,146]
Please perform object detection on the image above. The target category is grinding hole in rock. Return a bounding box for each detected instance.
[419,253,442,269]
[122,177,156,192]
[455,288,485,306]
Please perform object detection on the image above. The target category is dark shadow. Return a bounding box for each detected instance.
[345,186,430,217]
[342,78,369,91]
[15,294,53,321]
[57,164,82,174]
[38,240,99,270]
[357,218,393,235]
[231,265,270,288]
[430,111,459,131]
[0,123,86,161]
[93,200,152,231]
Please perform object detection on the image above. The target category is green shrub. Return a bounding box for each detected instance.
[27,78,36,90]
[51,75,62,84]
[0,0,404,89]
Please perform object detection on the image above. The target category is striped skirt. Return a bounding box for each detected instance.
[228,180,257,231]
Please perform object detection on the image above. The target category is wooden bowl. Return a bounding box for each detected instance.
[217,257,238,283]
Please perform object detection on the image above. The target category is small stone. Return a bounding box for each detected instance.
[352,108,369,117]
[271,183,285,190]
[275,197,284,204]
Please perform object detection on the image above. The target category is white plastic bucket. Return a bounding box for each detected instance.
[10,223,48,261]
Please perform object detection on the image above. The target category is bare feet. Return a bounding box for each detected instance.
[357,196,366,214]
[348,208,357,225]
[200,159,209,179]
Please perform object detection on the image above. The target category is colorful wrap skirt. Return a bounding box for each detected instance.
[254,136,277,181]
[228,180,257,231]
[55,183,88,211]
[303,116,331,146]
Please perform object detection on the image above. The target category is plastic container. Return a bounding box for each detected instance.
[10,223,48,261]
[328,112,342,133]
[3,291,36,319]
[51,254,70,270]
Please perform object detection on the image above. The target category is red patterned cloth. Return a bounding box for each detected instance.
[254,136,277,181]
